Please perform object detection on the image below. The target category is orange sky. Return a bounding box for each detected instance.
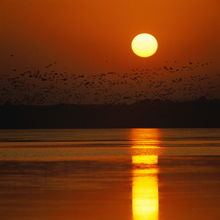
[0,0,220,104]
[1,0,220,72]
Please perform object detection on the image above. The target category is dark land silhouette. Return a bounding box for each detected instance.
[0,97,220,128]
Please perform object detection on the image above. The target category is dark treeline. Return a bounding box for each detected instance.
[0,97,220,128]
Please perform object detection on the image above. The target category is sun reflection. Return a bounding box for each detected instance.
[131,129,160,220]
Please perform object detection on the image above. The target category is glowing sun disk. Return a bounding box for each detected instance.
[131,33,158,58]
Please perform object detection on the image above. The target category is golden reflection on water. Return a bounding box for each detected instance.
[131,129,160,220]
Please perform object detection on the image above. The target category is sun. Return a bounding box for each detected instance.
[131,33,158,58]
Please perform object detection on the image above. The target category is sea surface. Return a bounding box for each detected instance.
[0,128,220,220]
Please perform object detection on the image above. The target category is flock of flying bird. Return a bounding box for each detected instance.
[0,55,219,105]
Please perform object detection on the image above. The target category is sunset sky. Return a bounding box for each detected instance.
[1,0,220,104]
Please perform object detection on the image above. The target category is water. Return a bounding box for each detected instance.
[0,128,220,220]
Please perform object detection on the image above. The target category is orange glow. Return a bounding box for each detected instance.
[132,155,158,166]
[131,34,158,58]
[131,128,161,148]
[131,128,160,220]
[1,0,219,73]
